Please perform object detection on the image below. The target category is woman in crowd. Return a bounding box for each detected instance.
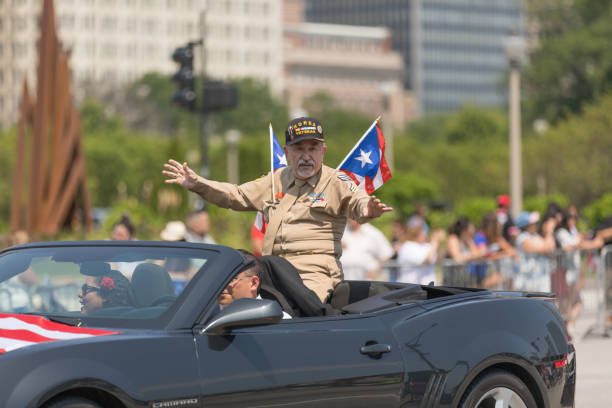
[446,216,482,262]
[475,212,517,259]
[111,214,135,241]
[473,212,517,288]
[514,211,556,292]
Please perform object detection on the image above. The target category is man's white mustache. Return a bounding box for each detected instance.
[298,159,315,166]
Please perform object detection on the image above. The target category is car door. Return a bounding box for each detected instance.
[195,314,403,407]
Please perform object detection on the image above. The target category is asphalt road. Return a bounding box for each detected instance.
[572,313,612,407]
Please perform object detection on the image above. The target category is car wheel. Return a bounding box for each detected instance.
[44,396,103,408]
[460,369,537,408]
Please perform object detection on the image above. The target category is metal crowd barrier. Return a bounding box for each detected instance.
[382,244,612,336]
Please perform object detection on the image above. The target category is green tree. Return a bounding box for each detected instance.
[584,193,612,230]
[523,93,612,207]
[0,127,16,232]
[524,2,612,124]
[81,99,190,218]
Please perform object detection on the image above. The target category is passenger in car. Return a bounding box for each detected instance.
[79,270,133,314]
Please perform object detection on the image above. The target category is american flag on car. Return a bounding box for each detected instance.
[0,313,120,354]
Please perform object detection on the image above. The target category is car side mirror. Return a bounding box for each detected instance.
[203,298,283,335]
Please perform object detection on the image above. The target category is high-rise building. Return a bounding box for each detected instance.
[306,0,523,114]
[0,0,283,128]
[283,0,414,126]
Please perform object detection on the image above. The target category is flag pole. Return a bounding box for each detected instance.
[269,123,276,200]
[336,115,382,169]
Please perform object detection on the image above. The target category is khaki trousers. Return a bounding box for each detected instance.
[281,253,343,303]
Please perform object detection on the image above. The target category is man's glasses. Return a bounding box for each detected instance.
[81,284,100,295]
[229,275,252,285]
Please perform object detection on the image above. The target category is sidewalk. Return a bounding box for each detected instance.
[572,312,612,407]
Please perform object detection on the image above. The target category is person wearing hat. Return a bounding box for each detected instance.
[160,220,187,241]
[163,117,392,302]
[495,194,518,245]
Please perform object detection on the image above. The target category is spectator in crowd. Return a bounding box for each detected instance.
[79,270,133,314]
[184,210,216,244]
[446,217,482,263]
[387,218,408,281]
[495,194,519,245]
[165,257,194,295]
[396,220,445,285]
[514,211,556,292]
[111,214,135,241]
[408,203,430,236]
[595,214,612,247]
[340,219,393,281]
[160,221,187,242]
[160,220,199,293]
[110,215,139,277]
[475,212,517,259]
[473,212,517,288]
[556,210,612,331]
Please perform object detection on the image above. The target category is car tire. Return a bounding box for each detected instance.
[44,396,103,408]
[459,369,537,408]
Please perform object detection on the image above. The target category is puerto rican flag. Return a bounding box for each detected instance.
[253,124,287,233]
[337,118,392,194]
[0,313,120,354]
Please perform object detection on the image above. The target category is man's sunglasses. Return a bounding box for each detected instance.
[81,284,100,295]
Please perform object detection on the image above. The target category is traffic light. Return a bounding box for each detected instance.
[202,80,239,112]
[171,45,196,110]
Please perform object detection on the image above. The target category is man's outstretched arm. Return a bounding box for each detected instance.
[162,158,267,211]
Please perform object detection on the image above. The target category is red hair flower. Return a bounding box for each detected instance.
[100,277,115,290]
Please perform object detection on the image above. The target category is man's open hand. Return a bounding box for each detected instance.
[162,159,199,191]
[362,195,393,219]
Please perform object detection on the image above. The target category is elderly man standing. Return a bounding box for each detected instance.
[163,117,392,302]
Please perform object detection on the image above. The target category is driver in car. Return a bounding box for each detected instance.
[219,253,292,319]
[79,270,133,314]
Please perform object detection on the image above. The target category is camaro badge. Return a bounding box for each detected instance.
[152,398,199,408]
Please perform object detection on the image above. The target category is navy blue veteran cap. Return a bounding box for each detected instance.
[285,117,325,146]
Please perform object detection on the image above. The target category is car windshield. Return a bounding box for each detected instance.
[0,243,212,321]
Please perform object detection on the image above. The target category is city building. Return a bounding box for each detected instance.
[283,0,415,126]
[305,0,524,114]
[0,0,283,128]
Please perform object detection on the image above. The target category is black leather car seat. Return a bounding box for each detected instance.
[329,281,392,311]
[131,263,175,307]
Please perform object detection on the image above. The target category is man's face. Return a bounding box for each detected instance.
[227,270,259,301]
[187,212,210,237]
[284,139,327,180]
[218,288,233,306]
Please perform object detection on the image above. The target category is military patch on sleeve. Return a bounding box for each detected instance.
[337,173,358,191]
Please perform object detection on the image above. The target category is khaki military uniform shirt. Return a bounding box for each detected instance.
[192,164,371,301]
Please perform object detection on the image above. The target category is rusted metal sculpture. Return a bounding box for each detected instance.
[10,0,92,236]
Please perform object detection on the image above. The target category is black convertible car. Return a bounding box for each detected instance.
[0,241,574,408]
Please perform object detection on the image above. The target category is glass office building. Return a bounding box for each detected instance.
[306,0,523,114]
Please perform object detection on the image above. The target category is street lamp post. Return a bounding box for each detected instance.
[379,81,398,172]
[504,33,526,219]
[225,129,241,184]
